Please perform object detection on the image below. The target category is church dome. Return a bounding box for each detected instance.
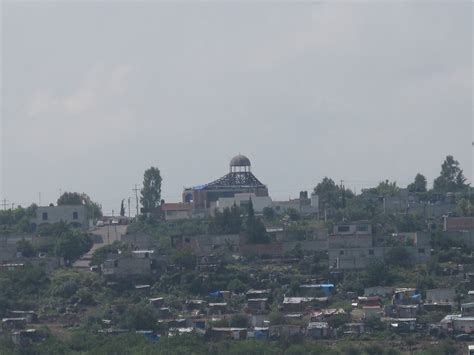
[230,154,251,167]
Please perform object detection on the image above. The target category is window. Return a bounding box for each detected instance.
[357,224,369,232]
[113,260,118,267]
[418,248,425,254]
[337,225,350,233]
[339,250,344,255]
[185,237,190,243]
[73,212,78,220]
[42,212,48,221]
[369,249,374,255]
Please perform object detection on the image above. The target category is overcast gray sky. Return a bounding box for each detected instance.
[1,1,472,215]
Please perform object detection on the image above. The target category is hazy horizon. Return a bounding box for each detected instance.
[1,2,472,215]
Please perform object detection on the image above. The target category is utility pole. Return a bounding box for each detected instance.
[127,197,131,218]
[133,184,140,216]
[38,192,41,206]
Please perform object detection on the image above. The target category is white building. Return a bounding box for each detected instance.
[30,205,89,230]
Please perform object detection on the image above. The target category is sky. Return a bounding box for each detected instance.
[1,1,472,216]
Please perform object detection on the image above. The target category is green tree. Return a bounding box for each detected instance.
[17,239,36,257]
[376,180,399,196]
[433,155,468,193]
[57,192,82,205]
[120,199,126,217]
[245,199,268,244]
[140,167,162,211]
[314,177,354,212]
[57,192,102,220]
[407,173,427,193]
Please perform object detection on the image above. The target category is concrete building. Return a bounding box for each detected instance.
[102,251,158,279]
[328,246,430,270]
[328,221,373,249]
[272,192,319,216]
[30,205,88,230]
[425,288,455,305]
[183,155,269,212]
[121,234,157,250]
[161,203,193,221]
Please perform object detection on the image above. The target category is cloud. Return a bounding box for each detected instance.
[26,65,133,117]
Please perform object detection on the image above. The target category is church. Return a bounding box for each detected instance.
[182,154,269,212]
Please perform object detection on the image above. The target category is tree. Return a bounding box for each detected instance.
[375,180,399,196]
[140,167,162,211]
[120,199,125,217]
[245,199,268,244]
[57,192,102,220]
[313,177,354,212]
[433,155,468,193]
[57,192,83,205]
[407,173,427,193]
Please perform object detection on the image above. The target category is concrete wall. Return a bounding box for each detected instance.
[217,193,272,214]
[31,205,88,229]
[426,288,455,304]
[328,234,373,249]
[329,246,431,270]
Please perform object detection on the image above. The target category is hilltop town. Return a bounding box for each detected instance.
[0,154,472,354]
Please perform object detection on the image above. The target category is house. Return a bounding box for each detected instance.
[389,318,417,332]
[358,296,382,308]
[396,305,419,319]
[306,322,329,338]
[2,318,26,330]
[171,234,240,256]
[11,329,39,346]
[149,297,164,308]
[462,303,474,317]
[444,217,474,231]
[392,288,421,306]
[269,324,302,338]
[282,297,315,313]
[208,303,227,315]
[328,222,373,249]
[364,286,394,297]
[121,234,156,250]
[272,192,319,216]
[246,289,271,300]
[7,311,37,323]
[30,205,89,230]
[425,288,455,311]
[343,323,365,336]
[102,251,157,279]
[210,327,247,340]
[299,284,334,297]
[161,203,193,221]
[247,327,268,339]
[440,315,474,334]
[310,308,345,322]
[246,299,268,314]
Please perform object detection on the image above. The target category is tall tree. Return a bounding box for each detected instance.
[120,199,125,217]
[407,173,427,193]
[57,192,83,205]
[140,167,162,211]
[57,192,102,220]
[433,155,468,193]
[313,177,354,211]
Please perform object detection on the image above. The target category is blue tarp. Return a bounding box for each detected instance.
[209,291,222,298]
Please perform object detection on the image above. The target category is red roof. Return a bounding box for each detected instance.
[446,217,474,231]
[161,203,192,212]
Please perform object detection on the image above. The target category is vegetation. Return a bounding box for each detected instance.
[141,166,163,211]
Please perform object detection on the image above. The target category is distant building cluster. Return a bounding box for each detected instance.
[159,154,318,220]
